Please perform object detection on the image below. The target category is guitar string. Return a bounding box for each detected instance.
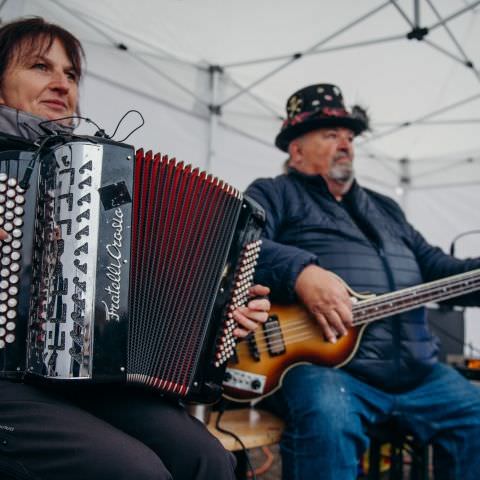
[352,281,480,325]
[260,279,480,342]
[255,283,480,353]
[349,270,480,308]
[246,282,480,355]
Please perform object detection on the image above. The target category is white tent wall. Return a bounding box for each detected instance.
[406,186,480,354]
[1,0,479,354]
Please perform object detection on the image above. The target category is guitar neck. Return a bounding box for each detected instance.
[352,269,480,326]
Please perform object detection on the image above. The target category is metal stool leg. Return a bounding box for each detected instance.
[367,437,382,480]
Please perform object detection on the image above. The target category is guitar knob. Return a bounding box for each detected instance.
[251,379,261,390]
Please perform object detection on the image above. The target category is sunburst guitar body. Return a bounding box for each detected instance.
[223,269,480,402]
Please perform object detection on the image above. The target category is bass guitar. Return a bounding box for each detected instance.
[223,269,480,402]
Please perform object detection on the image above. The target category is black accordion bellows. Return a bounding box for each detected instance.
[128,149,262,399]
[0,135,264,403]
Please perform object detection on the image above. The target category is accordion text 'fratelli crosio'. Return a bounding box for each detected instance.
[0,133,264,403]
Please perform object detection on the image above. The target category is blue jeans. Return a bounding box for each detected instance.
[265,363,480,480]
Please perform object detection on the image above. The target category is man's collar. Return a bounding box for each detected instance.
[287,166,358,198]
[0,105,74,142]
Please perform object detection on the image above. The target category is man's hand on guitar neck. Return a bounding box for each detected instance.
[295,264,353,343]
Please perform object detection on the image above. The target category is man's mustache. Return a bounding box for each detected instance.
[333,152,352,162]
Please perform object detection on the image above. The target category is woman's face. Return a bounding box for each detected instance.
[0,38,79,124]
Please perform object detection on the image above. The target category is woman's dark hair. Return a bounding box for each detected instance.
[0,17,85,85]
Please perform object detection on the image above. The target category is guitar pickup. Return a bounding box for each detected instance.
[247,333,260,361]
[263,314,286,356]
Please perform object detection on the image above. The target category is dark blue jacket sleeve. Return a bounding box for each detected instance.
[246,177,317,303]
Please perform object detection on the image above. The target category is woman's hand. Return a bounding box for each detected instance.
[233,284,270,338]
[0,228,9,241]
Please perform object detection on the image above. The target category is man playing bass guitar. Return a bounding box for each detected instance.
[241,84,480,480]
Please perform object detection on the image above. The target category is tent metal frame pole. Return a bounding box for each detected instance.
[86,71,208,121]
[428,1,480,32]
[128,54,209,108]
[390,0,413,27]
[414,0,421,28]
[219,0,391,107]
[222,34,403,69]
[410,180,480,191]
[206,66,221,171]
[50,0,199,69]
[424,40,474,66]
[380,118,480,126]
[0,0,8,14]
[223,73,283,119]
[390,0,479,77]
[411,157,478,181]
[50,0,208,106]
[363,91,480,143]
[424,0,480,83]
[398,157,411,211]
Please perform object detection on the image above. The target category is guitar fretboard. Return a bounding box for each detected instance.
[352,269,480,326]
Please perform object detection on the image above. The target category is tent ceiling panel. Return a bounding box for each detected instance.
[2,0,480,182]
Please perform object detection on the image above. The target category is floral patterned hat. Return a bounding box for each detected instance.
[275,83,369,152]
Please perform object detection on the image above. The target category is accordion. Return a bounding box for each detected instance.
[0,133,264,403]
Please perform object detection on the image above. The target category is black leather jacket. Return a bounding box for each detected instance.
[246,169,480,391]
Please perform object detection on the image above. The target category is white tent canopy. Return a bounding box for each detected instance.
[2,0,479,352]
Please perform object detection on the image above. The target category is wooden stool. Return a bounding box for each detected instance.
[206,408,284,479]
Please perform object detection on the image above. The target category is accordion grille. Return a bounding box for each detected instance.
[127,150,242,396]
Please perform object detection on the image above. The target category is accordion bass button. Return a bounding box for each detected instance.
[8,286,17,296]
[5,333,15,343]
[9,263,20,273]
[14,195,25,205]
[7,298,17,308]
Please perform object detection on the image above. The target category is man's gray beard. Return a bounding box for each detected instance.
[327,162,354,184]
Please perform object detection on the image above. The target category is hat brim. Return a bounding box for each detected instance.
[275,116,367,152]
